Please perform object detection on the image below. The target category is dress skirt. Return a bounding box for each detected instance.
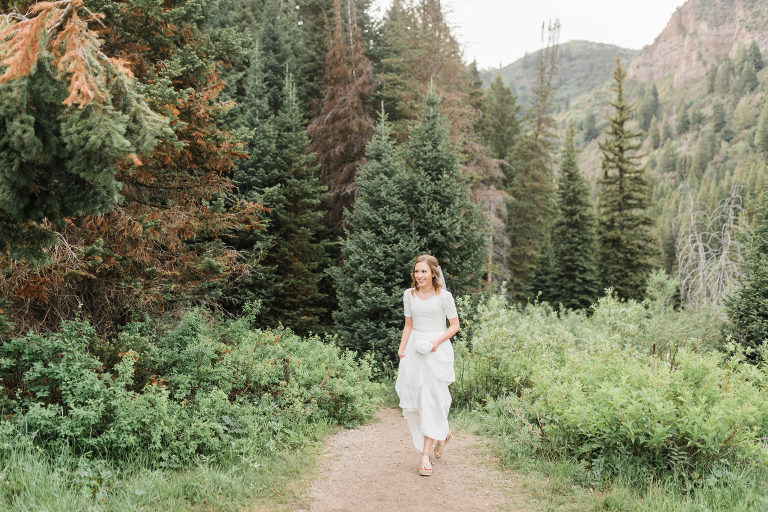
[395,329,455,451]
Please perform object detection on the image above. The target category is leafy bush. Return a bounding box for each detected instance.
[453,288,768,479]
[0,311,379,467]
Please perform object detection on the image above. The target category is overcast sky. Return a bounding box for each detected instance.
[371,0,685,69]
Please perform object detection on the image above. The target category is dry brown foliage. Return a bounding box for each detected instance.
[308,0,374,226]
[0,0,132,106]
[0,0,265,337]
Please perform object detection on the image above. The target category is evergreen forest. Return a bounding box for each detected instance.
[1,0,768,510]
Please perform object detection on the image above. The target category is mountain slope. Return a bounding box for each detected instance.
[480,40,637,106]
[628,0,768,87]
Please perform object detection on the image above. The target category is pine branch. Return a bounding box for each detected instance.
[0,0,131,107]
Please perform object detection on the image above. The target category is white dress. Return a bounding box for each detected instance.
[395,288,458,451]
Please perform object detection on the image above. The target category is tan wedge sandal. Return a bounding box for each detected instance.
[419,456,433,476]
[434,432,452,459]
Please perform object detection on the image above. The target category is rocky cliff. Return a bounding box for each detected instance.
[628,0,768,87]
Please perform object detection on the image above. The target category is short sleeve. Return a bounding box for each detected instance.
[441,290,458,319]
[403,289,412,317]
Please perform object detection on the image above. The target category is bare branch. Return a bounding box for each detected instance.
[676,184,745,308]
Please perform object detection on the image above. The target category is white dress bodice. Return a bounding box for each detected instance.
[403,288,458,333]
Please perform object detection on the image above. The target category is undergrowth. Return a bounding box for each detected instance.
[0,308,381,510]
[452,273,768,511]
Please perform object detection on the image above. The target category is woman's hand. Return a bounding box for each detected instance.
[431,339,441,352]
[398,347,405,358]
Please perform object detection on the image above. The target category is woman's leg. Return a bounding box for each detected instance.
[421,436,434,469]
[434,431,451,458]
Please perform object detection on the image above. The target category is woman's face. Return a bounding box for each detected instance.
[413,261,433,289]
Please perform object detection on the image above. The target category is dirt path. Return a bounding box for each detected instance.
[297,408,528,512]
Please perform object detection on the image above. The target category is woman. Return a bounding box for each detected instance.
[395,254,460,476]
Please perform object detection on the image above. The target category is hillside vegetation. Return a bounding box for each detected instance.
[480,40,637,108]
[558,42,768,276]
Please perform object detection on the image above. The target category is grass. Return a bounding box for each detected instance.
[0,382,394,511]
[0,429,330,511]
[450,407,768,512]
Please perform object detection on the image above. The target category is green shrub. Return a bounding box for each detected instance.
[454,290,768,480]
[0,311,380,467]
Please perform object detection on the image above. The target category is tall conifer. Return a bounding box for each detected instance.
[723,186,768,359]
[584,111,598,142]
[480,74,521,162]
[648,115,660,149]
[307,0,374,225]
[1,0,263,335]
[234,75,329,335]
[333,115,418,363]
[756,97,768,162]
[257,0,296,116]
[597,57,656,300]
[748,40,764,71]
[505,21,559,301]
[270,77,330,332]
[406,91,488,296]
[551,124,600,309]
[294,0,374,112]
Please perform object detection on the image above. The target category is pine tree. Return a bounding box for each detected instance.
[661,118,673,143]
[648,115,660,149]
[637,84,659,131]
[257,0,297,116]
[332,115,419,364]
[734,42,748,70]
[739,61,758,93]
[268,76,330,333]
[650,84,660,114]
[0,0,167,258]
[307,0,374,225]
[723,186,768,359]
[583,110,599,142]
[293,0,374,113]
[531,239,555,303]
[233,74,330,334]
[706,64,717,94]
[732,96,756,133]
[712,101,726,133]
[597,57,656,301]
[480,74,521,161]
[748,41,764,72]
[505,21,559,301]
[551,124,600,309]
[376,0,419,136]
[716,58,733,95]
[376,0,477,141]
[407,90,488,296]
[676,101,689,136]
[757,98,768,163]
[1,0,263,336]
[691,126,716,181]
[375,0,502,284]
[467,60,485,131]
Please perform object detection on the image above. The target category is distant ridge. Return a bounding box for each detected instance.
[628,0,768,87]
[480,40,637,105]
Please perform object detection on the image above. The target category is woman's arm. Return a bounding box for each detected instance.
[398,317,413,358]
[431,317,459,351]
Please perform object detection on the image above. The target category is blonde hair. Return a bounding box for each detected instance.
[410,254,442,296]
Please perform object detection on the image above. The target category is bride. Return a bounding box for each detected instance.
[395,254,459,476]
